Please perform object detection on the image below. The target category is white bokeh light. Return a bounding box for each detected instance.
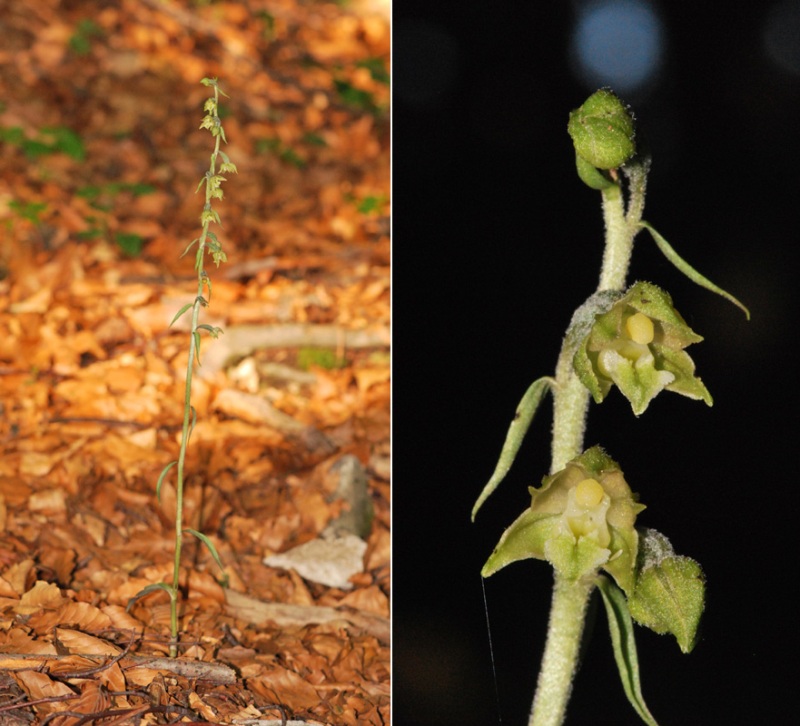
[571,0,664,94]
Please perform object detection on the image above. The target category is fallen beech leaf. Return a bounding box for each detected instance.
[15,581,67,615]
[12,670,75,711]
[250,665,321,710]
[264,534,367,590]
[28,601,113,633]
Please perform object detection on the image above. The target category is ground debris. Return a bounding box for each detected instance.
[0,0,389,723]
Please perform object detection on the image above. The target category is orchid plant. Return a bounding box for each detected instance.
[472,89,748,725]
[128,78,236,657]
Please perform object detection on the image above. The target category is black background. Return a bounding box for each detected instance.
[393,2,798,724]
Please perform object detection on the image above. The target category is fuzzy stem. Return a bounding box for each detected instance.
[550,340,590,474]
[598,182,631,291]
[530,575,595,726]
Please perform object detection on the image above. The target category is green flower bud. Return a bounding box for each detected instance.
[568,89,636,171]
[573,281,713,416]
[482,447,644,594]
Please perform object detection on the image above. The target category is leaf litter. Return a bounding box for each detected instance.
[0,0,389,723]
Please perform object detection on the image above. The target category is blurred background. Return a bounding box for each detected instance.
[394,1,798,724]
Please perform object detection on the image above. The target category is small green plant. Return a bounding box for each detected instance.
[255,136,306,168]
[8,200,48,225]
[334,78,380,113]
[128,78,237,657]
[0,124,85,160]
[472,89,748,725]
[69,19,104,55]
[76,182,157,253]
[357,57,391,86]
[297,347,346,371]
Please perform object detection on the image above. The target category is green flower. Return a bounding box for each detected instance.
[482,447,644,594]
[573,281,712,416]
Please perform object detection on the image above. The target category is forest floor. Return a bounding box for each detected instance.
[0,1,389,724]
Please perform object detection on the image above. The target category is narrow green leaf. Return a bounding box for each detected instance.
[169,303,193,328]
[180,238,199,259]
[597,576,660,726]
[126,582,177,612]
[639,221,750,319]
[471,376,554,521]
[193,330,202,364]
[185,528,227,582]
[156,460,177,502]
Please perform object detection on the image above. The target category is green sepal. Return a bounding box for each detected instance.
[575,153,618,190]
[482,446,644,594]
[639,221,750,319]
[471,376,554,521]
[573,281,712,415]
[597,575,660,726]
[568,89,636,170]
[481,507,556,577]
[629,529,705,654]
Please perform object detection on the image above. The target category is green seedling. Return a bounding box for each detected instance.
[0,124,85,161]
[255,136,306,168]
[297,347,346,371]
[356,57,390,86]
[333,78,380,114]
[472,89,747,725]
[69,19,104,55]
[8,200,48,225]
[76,182,156,254]
[127,78,237,657]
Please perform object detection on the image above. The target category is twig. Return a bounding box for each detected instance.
[0,653,237,685]
[224,589,389,645]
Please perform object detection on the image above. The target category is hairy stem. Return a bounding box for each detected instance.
[530,575,595,726]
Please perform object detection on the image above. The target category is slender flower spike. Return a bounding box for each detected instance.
[573,281,713,416]
[482,447,644,594]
